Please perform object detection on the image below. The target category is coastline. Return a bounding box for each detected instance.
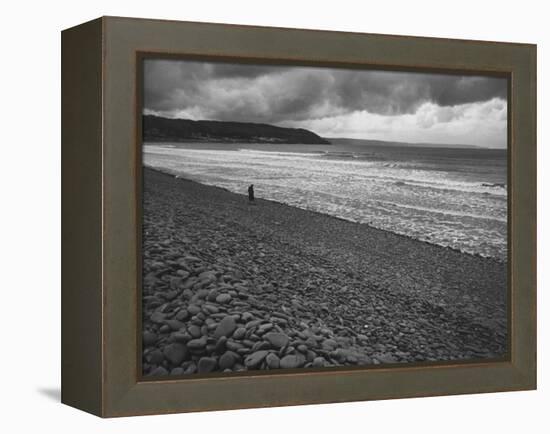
[141,167,508,376]
[146,165,506,264]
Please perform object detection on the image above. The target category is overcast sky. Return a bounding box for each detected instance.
[143,59,508,148]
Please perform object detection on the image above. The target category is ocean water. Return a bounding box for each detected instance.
[143,142,507,260]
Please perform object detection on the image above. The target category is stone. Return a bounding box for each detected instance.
[215,336,228,353]
[241,312,254,322]
[150,311,166,324]
[216,293,232,304]
[376,353,397,364]
[312,357,326,368]
[187,337,207,350]
[280,354,306,369]
[265,353,280,369]
[214,316,237,339]
[322,339,338,350]
[184,362,197,375]
[188,325,202,339]
[165,319,185,331]
[305,336,318,348]
[207,289,219,302]
[171,367,184,376]
[175,309,189,321]
[203,304,219,314]
[142,331,157,347]
[244,350,269,369]
[164,290,178,301]
[232,327,247,340]
[245,319,263,330]
[226,341,244,352]
[252,341,272,352]
[184,255,201,262]
[170,277,183,289]
[196,289,209,300]
[264,332,289,349]
[149,366,169,377]
[163,343,187,365]
[188,304,201,315]
[177,270,190,279]
[147,349,164,364]
[198,357,217,373]
[171,332,192,343]
[219,351,238,370]
[297,344,309,354]
[199,271,216,281]
[331,349,350,363]
[257,323,274,334]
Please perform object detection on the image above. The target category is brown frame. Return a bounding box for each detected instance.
[61,16,537,417]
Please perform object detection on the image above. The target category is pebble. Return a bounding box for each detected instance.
[265,353,280,369]
[244,350,269,369]
[198,357,217,373]
[232,327,247,340]
[187,305,201,315]
[297,344,308,354]
[187,337,207,350]
[149,366,169,376]
[219,351,238,369]
[177,270,190,279]
[322,339,338,350]
[214,316,237,339]
[376,353,397,364]
[264,332,289,349]
[143,331,157,347]
[184,362,197,375]
[150,312,166,324]
[170,367,184,376]
[188,325,202,338]
[147,349,164,364]
[163,343,187,365]
[312,357,326,368]
[175,310,189,321]
[252,341,271,352]
[165,320,185,331]
[216,293,232,304]
[215,336,227,353]
[257,323,274,334]
[199,271,216,281]
[226,341,244,352]
[171,332,191,343]
[280,354,305,369]
[241,312,254,322]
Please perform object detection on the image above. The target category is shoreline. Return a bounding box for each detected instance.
[141,166,507,376]
[145,165,506,265]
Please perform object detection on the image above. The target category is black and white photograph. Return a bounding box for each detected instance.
[140,58,509,377]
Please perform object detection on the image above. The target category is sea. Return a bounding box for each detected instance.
[143,141,507,260]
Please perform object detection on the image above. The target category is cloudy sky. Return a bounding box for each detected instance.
[143,59,508,148]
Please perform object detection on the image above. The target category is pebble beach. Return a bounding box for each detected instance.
[141,167,508,377]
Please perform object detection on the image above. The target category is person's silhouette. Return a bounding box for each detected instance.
[248,184,255,202]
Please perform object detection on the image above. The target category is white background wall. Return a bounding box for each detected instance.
[0,0,546,432]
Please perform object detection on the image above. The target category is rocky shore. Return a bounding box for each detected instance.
[141,167,508,377]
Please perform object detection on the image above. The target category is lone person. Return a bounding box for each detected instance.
[248,184,255,202]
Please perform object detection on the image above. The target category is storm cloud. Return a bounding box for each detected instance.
[143,59,508,147]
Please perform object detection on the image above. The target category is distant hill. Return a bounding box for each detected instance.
[143,115,330,145]
[327,137,483,149]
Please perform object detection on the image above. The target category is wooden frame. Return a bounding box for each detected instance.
[61,16,536,417]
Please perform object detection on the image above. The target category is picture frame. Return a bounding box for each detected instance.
[61,16,536,417]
